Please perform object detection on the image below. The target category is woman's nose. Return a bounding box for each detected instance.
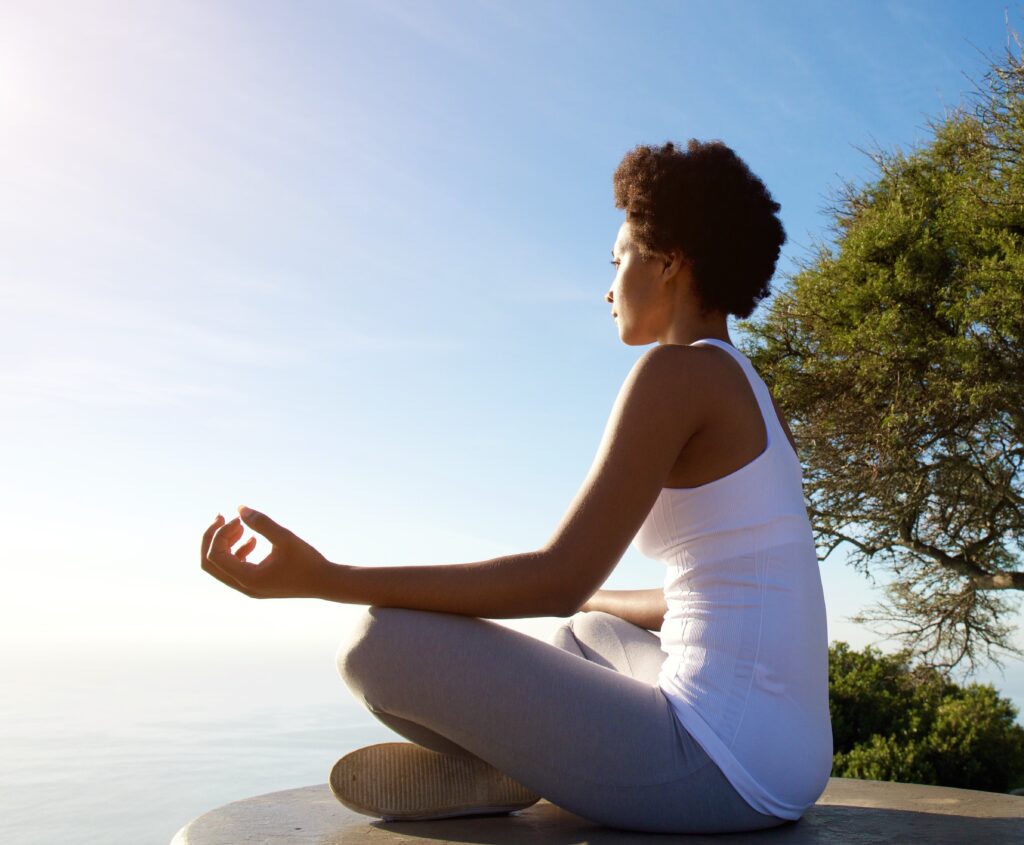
[605,291,613,304]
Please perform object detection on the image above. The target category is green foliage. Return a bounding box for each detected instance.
[739,32,1024,674]
[828,641,1024,792]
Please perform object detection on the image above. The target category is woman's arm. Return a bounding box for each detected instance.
[318,551,571,619]
[578,588,667,631]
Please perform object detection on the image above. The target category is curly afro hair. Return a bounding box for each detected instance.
[612,139,786,319]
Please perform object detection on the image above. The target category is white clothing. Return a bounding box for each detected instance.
[633,337,833,820]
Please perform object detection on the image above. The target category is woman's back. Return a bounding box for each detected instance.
[634,337,833,821]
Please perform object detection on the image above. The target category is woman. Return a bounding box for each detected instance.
[200,139,833,834]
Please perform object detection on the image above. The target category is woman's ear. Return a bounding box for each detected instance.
[661,249,687,279]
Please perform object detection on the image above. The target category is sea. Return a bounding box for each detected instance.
[0,642,398,845]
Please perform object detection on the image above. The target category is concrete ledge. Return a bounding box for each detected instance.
[171,777,1024,844]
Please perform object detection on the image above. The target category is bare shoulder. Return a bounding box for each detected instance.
[628,343,729,401]
[630,342,717,381]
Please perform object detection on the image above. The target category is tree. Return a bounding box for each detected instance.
[828,641,1024,793]
[739,29,1024,676]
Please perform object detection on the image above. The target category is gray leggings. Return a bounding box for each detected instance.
[336,606,790,834]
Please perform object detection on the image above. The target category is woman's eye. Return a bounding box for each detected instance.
[610,260,620,268]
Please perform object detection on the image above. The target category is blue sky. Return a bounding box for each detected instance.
[2,0,1022,712]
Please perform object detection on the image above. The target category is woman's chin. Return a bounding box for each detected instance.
[616,326,646,346]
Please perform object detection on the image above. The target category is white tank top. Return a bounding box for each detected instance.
[633,337,833,820]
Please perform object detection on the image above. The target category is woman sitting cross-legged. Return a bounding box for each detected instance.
[200,138,833,835]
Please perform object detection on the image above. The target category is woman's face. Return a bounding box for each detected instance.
[606,221,673,345]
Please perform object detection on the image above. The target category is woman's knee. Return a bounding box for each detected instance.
[335,605,412,690]
[566,609,622,644]
[549,615,579,652]
[550,610,618,655]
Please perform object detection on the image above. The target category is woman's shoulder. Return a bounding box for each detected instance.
[617,344,733,434]
[633,341,726,369]
[625,343,717,395]
[631,342,743,391]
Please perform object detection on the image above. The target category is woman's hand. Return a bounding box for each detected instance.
[200,506,337,599]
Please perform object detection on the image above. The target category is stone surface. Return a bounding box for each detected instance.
[171,777,1024,844]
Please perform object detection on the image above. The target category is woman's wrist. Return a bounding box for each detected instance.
[313,560,352,601]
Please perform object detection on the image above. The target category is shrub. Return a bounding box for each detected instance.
[828,641,1024,792]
